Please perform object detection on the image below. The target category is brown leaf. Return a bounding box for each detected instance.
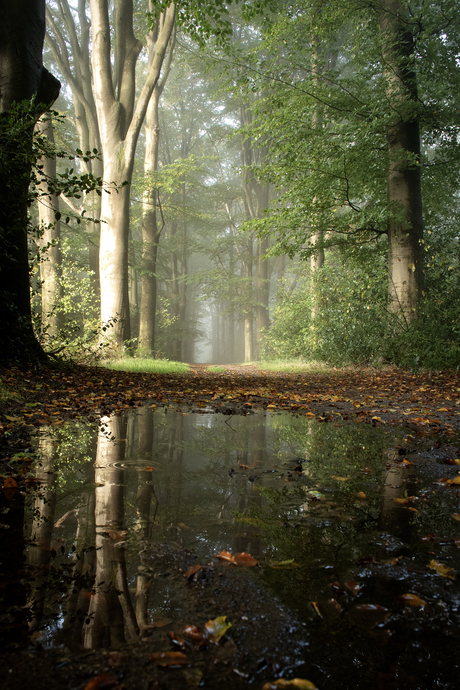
[183,625,204,641]
[149,651,190,666]
[347,604,390,628]
[217,550,235,564]
[344,580,360,597]
[399,593,427,607]
[183,564,202,579]
[84,675,118,690]
[234,552,258,566]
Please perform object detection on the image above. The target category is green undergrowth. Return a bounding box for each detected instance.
[256,359,331,374]
[105,358,190,375]
[207,365,226,373]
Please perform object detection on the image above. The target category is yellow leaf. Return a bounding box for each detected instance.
[428,559,455,579]
[263,679,318,689]
[269,559,301,569]
[267,404,276,409]
[204,615,232,643]
[399,593,427,607]
[304,412,315,418]
[331,476,351,481]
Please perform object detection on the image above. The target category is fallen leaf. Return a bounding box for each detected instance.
[393,496,415,504]
[269,559,301,569]
[149,651,190,666]
[451,514,460,521]
[168,632,187,650]
[204,615,232,643]
[443,459,460,465]
[399,593,427,607]
[262,680,318,690]
[183,625,204,641]
[347,604,390,628]
[217,550,235,564]
[184,564,202,579]
[144,466,155,471]
[357,491,367,499]
[344,580,360,596]
[234,552,258,566]
[428,559,455,579]
[331,476,351,481]
[84,675,118,690]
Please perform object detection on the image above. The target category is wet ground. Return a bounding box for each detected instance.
[2,404,460,689]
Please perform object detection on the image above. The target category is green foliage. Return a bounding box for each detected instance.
[263,248,390,365]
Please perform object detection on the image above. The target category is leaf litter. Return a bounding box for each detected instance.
[2,364,460,689]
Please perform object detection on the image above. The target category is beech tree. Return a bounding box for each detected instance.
[45,0,102,295]
[90,0,176,349]
[0,1,60,361]
[236,0,460,326]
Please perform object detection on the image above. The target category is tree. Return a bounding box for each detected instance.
[237,0,460,328]
[90,0,176,350]
[0,1,60,361]
[45,0,103,297]
[36,114,63,340]
[139,10,176,355]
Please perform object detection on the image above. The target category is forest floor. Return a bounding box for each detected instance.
[2,362,460,690]
[1,361,460,434]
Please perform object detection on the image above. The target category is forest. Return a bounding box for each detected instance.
[3,3,460,690]
[2,0,460,369]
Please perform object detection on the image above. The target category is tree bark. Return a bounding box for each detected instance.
[90,0,175,350]
[139,19,175,355]
[0,1,60,361]
[381,0,424,324]
[36,114,63,340]
[46,0,102,302]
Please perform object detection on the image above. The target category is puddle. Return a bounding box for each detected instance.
[2,408,460,688]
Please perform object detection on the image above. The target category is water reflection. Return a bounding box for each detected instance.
[3,408,460,685]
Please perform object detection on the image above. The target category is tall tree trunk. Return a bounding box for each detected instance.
[28,434,57,630]
[84,415,138,648]
[0,1,60,361]
[36,114,63,340]
[381,0,423,324]
[240,103,271,359]
[139,18,175,355]
[46,0,102,305]
[90,0,175,350]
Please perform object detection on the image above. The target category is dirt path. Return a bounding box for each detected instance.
[1,363,460,443]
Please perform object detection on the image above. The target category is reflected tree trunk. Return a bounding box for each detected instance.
[135,406,156,630]
[84,415,138,648]
[61,460,97,647]
[28,434,57,631]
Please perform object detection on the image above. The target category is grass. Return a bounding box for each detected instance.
[255,359,331,373]
[207,365,226,373]
[105,358,190,375]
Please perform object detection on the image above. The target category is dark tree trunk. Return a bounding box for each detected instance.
[0,1,60,362]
